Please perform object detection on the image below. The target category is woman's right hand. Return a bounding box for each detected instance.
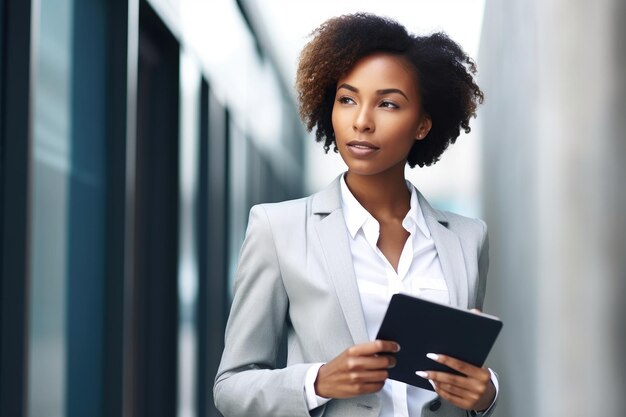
[314,340,400,399]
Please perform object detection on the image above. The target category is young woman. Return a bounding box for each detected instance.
[214,13,498,417]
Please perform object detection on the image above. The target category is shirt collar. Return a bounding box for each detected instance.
[339,174,431,240]
[405,181,431,239]
[340,174,374,239]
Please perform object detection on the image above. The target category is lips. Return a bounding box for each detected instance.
[346,140,380,157]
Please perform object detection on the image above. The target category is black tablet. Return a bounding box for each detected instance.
[375,293,502,391]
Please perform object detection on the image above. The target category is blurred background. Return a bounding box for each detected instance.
[1,0,624,416]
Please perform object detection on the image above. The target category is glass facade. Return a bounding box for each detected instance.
[29,0,73,414]
[177,50,201,417]
[1,0,306,416]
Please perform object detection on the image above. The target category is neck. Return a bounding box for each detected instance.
[344,168,411,220]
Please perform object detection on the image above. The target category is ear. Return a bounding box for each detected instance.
[415,116,432,141]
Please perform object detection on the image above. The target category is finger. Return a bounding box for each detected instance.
[373,354,397,369]
[348,340,400,356]
[343,369,389,384]
[435,381,481,402]
[345,355,396,371]
[416,370,475,392]
[434,383,474,410]
[470,308,482,314]
[418,369,492,402]
[426,353,489,381]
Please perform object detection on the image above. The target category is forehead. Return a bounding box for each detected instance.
[337,53,419,93]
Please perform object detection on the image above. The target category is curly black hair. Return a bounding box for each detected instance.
[296,13,484,167]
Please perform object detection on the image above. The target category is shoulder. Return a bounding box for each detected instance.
[415,188,487,246]
[437,209,489,256]
[245,196,314,242]
[249,195,311,224]
[437,209,487,237]
[248,175,342,224]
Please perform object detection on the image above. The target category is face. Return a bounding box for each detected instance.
[331,53,431,178]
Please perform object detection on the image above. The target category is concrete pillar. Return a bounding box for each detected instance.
[479,1,626,416]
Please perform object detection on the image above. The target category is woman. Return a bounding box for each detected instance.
[214,13,498,417]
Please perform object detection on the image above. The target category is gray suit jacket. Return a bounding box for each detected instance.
[214,176,494,417]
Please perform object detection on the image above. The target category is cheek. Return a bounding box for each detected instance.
[383,124,413,146]
[394,115,422,141]
[331,106,354,136]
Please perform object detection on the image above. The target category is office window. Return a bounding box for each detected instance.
[132,2,180,416]
[178,49,201,417]
[197,80,229,417]
[28,0,74,414]
[227,122,248,295]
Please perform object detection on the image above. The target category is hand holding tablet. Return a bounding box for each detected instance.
[375,293,503,392]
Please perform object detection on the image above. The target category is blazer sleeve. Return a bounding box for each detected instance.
[213,205,313,417]
[472,220,499,417]
[474,219,490,310]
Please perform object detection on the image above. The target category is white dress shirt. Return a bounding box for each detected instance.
[304,175,498,416]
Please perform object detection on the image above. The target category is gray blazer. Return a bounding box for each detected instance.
[214,176,494,417]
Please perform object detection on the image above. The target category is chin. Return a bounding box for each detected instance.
[345,166,387,177]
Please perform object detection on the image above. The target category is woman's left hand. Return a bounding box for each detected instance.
[416,353,495,412]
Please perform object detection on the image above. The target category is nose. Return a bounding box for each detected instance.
[353,106,374,133]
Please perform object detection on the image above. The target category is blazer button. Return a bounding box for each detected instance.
[429,399,441,411]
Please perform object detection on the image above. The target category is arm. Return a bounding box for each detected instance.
[213,205,311,417]
[474,219,489,310]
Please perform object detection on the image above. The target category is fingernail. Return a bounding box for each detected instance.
[415,371,428,378]
[426,353,439,361]
[429,379,437,390]
[395,343,401,352]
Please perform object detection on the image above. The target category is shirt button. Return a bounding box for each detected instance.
[429,399,441,411]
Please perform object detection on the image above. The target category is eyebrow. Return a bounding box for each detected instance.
[336,83,409,101]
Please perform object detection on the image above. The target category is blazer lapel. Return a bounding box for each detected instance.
[418,192,469,308]
[309,178,470,344]
[312,177,370,345]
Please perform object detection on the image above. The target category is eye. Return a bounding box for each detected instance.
[337,96,356,105]
[379,100,399,109]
